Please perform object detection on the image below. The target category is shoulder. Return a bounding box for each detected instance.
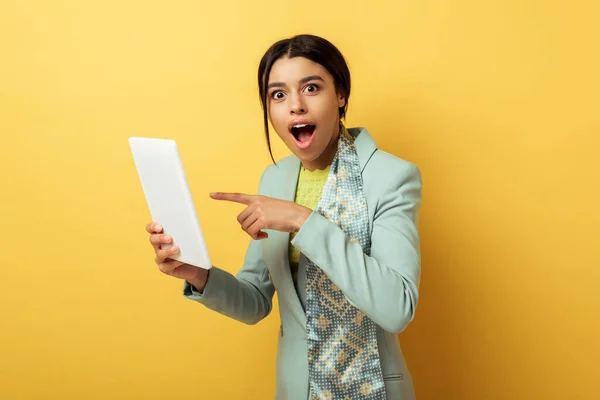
[363,148,422,191]
[260,155,296,179]
[351,126,421,189]
[363,150,423,219]
[256,155,297,195]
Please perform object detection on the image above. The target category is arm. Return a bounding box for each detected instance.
[182,169,275,325]
[291,163,422,334]
[183,238,274,325]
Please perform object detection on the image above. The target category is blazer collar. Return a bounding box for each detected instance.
[349,126,377,172]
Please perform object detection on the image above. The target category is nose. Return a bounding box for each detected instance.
[289,92,306,115]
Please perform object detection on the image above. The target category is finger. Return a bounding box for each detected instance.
[149,233,172,250]
[146,222,163,233]
[158,260,182,276]
[155,246,179,263]
[255,231,268,240]
[241,212,260,233]
[210,192,254,205]
[247,218,266,240]
[236,205,255,225]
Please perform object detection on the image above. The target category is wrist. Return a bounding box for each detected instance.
[293,205,312,232]
[189,268,209,293]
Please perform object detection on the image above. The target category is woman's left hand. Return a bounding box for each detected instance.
[210,192,312,240]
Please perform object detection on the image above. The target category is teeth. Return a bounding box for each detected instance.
[293,124,308,128]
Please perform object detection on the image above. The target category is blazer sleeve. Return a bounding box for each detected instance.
[182,168,275,325]
[291,162,422,334]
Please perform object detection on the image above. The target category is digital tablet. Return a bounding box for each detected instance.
[128,137,212,270]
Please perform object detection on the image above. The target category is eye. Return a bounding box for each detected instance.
[304,84,320,93]
[269,90,285,100]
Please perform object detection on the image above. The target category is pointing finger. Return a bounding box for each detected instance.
[210,192,255,205]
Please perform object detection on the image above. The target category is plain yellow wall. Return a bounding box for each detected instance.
[1,0,599,399]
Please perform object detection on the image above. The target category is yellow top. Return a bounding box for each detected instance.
[289,165,330,284]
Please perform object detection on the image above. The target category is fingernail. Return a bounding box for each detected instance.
[171,246,179,253]
[156,224,162,231]
[209,193,216,197]
[163,235,171,242]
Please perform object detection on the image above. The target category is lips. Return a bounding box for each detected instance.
[288,119,316,149]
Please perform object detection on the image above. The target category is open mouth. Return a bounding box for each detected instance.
[290,124,316,149]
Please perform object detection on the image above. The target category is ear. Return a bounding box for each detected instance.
[337,93,346,108]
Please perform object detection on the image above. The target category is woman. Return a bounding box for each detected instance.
[145,34,422,399]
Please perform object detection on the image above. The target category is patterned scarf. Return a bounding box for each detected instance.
[305,125,386,399]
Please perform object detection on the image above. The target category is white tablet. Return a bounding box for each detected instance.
[128,137,212,270]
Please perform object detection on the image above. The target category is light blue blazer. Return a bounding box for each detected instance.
[183,127,423,399]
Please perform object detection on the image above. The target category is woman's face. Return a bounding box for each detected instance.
[266,56,345,171]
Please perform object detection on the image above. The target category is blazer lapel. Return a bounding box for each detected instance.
[262,157,307,327]
[349,126,378,173]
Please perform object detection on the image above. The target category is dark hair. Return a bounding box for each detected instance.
[257,34,351,163]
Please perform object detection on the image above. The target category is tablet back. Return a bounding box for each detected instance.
[128,137,212,269]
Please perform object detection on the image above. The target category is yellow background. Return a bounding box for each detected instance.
[1,0,598,399]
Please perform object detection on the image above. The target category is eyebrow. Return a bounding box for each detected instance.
[267,75,325,90]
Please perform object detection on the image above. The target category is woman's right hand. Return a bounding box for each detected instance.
[146,222,209,291]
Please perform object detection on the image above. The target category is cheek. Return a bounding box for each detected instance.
[312,96,340,123]
[268,103,290,139]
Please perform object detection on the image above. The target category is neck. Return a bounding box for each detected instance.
[301,123,341,171]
